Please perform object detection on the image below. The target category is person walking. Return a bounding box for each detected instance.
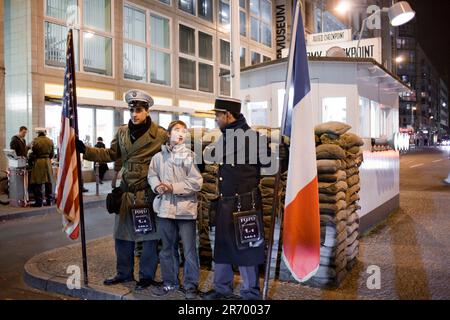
[94,137,109,184]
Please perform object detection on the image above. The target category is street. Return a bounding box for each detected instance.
[0,147,449,299]
[0,206,114,299]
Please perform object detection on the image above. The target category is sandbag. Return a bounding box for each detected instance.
[315,122,351,136]
[320,200,347,214]
[319,191,346,204]
[320,209,349,223]
[318,180,348,194]
[316,144,346,160]
[347,175,360,188]
[340,132,364,149]
[318,170,347,183]
[320,133,343,147]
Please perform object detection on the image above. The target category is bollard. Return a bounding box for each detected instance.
[95,162,100,196]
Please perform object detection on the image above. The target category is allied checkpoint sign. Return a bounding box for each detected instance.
[307,36,383,65]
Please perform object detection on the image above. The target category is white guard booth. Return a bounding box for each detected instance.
[239,57,412,232]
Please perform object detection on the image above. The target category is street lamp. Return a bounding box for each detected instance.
[335,1,351,15]
[356,1,415,57]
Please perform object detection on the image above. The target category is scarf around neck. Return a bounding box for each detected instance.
[128,117,151,143]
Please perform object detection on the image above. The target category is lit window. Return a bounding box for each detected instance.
[219,0,230,26]
[220,40,230,66]
[83,32,112,76]
[45,22,80,70]
[123,43,147,82]
[83,0,111,32]
[124,5,146,43]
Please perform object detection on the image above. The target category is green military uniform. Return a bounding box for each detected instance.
[30,133,55,206]
[83,121,167,242]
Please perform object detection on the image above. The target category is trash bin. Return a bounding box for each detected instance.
[3,149,29,207]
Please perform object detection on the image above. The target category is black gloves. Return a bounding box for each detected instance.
[75,139,86,154]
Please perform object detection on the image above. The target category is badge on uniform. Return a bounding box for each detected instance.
[131,206,156,234]
[232,192,264,250]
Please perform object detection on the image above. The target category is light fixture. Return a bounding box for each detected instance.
[335,1,351,15]
[84,32,94,39]
[395,56,404,63]
[430,116,434,120]
[356,1,415,57]
[388,1,416,27]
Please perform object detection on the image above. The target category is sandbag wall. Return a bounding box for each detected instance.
[307,122,364,287]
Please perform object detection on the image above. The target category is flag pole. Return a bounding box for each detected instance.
[68,29,89,286]
[262,0,301,300]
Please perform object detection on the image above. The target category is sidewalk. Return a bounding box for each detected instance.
[0,181,112,221]
[23,190,450,300]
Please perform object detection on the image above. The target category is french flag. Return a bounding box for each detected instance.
[281,0,320,282]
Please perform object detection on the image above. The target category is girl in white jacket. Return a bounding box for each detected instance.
[147,120,203,299]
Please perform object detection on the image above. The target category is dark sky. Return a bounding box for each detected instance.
[407,0,450,87]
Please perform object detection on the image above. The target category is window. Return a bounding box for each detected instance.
[240,10,246,36]
[83,32,112,76]
[370,101,380,138]
[322,97,347,123]
[240,0,246,9]
[123,6,171,86]
[199,32,213,60]
[159,0,171,4]
[247,102,269,126]
[179,57,197,90]
[250,0,272,47]
[240,47,246,68]
[220,40,230,66]
[198,0,213,22]
[150,50,171,86]
[219,0,230,27]
[179,0,195,15]
[220,68,230,96]
[178,24,214,93]
[159,113,173,129]
[83,0,111,32]
[44,0,113,76]
[46,0,78,22]
[123,43,147,82]
[199,63,214,92]
[180,24,196,55]
[263,55,271,62]
[45,22,80,69]
[124,5,146,42]
[251,51,261,65]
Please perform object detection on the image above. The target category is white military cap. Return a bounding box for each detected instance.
[35,127,47,134]
[124,89,154,109]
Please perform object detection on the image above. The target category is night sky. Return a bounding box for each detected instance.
[408,0,449,87]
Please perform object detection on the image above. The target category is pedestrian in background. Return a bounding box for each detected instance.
[94,137,109,184]
[29,128,54,207]
[10,126,28,157]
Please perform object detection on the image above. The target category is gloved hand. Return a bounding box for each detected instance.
[75,139,86,154]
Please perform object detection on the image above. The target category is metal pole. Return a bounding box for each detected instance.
[69,29,89,286]
[95,162,99,196]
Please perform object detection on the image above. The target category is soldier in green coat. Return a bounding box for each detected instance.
[76,89,167,291]
[30,128,54,207]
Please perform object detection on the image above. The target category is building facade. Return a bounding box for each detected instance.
[2,0,279,171]
[0,0,5,169]
[439,78,449,136]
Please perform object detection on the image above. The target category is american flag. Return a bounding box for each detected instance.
[55,30,81,240]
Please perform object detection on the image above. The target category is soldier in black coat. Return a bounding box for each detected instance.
[202,97,272,300]
[94,137,109,184]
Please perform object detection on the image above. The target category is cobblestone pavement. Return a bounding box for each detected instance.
[26,190,450,300]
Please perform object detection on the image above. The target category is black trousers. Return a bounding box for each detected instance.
[32,183,52,204]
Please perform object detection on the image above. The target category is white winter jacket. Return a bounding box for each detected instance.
[147,143,203,220]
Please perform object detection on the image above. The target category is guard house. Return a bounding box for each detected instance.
[239,56,412,232]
